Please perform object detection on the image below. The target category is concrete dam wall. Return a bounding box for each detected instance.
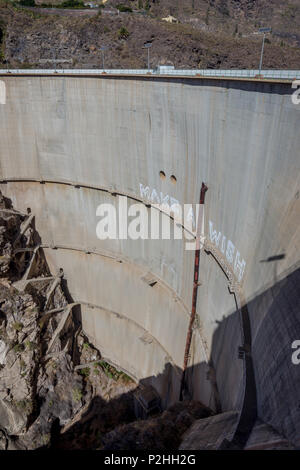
[0,74,299,445]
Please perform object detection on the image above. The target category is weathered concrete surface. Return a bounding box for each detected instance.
[179,414,296,450]
[179,411,239,450]
[0,75,299,444]
[244,420,296,450]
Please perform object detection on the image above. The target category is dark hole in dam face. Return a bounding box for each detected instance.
[0,74,299,450]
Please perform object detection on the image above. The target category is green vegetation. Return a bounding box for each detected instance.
[38,317,45,330]
[118,26,130,40]
[205,7,209,25]
[97,360,132,383]
[116,3,132,13]
[26,0,89,8]
[49,359,58,370]
[25,340,37,351]
[78,367,90,378]
[16,399,33,415]
[72,387,83,402]
[41,433,51,445]
[13,321,23,332]
[13,343,24,353]
[19,0,35,6]
[59,0,86,8]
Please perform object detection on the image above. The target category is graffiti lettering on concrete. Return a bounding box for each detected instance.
[139,183,196,227]
[140,183,180,215]
[209,221,246,283]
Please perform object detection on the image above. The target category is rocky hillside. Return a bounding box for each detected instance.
[0,190,137,449]
[0,0,299,69]
[109,0,300,44]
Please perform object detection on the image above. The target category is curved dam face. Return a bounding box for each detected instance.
[0,74,299,444]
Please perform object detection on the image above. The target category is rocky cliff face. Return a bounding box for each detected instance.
[0,191,137,449]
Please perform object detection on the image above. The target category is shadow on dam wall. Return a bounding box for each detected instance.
[46,265,300,450]
[81,74,293,96]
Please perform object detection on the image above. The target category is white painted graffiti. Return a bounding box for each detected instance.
[139,183,180,209]
[138,185,246,281]
[209,221,246,283]
[139,183,196,226]
[139,182,180,210]
[96,185,247,280]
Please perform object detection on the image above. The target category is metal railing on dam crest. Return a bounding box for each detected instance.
[0,68,299,80]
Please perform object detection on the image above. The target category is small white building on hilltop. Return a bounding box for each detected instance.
[161,15,179,24]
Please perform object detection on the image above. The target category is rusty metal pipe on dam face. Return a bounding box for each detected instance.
[180,182,208,401]
[0,74,299,445]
